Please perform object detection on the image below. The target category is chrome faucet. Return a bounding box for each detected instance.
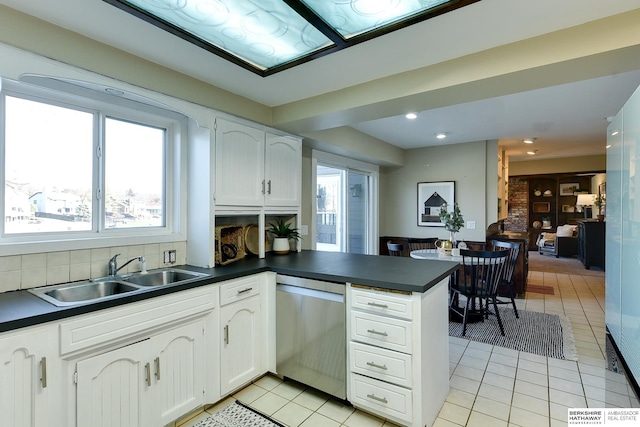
[108,254,146,276]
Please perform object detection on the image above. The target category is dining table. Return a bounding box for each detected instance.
[410,248,462,261]
[410,248,502,323]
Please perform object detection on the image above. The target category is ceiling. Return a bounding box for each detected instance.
[2,0,640,163]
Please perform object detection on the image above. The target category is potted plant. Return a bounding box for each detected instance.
[439,202,464,246]
[594,194,605,221]
[267,219,301,254]
[541,215,552,228]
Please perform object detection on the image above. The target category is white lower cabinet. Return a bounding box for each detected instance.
[0,323,61,427]
[76,317,207,427]
[347,281,450,427]
[350,373,413,422]
[76,336,149,427]
[153,319,207,425]
[219,274,267,396]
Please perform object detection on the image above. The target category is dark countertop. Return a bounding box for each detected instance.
[0,250,458,333]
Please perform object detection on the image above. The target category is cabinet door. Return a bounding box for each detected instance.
[215,118,265,206]
[152,319,206,426]
[0,325,59,427]
[76,340,150,427]
[220,295,263,395]
[265,134,301,206]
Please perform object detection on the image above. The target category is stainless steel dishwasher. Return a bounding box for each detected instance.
[276,274,346,399]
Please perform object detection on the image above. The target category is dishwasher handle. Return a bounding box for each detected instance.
[276,284,344,303]
[276,274,345,295]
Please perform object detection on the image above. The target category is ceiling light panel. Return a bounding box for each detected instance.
[300,0,451,38]
[105,0,478,75]
[112,0,333,70]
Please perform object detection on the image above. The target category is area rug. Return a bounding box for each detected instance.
[194,401,284,427]
[528,251,604,277]
[449,306,578,360]
[526,285,555,295]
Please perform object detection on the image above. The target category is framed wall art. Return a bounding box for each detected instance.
[417,181,455,227]
[559,183,580,196]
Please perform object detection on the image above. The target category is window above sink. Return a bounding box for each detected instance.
[0,76,188,255]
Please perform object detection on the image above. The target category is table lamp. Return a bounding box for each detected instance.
[576,194,595,218]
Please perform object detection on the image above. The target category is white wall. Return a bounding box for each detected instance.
[379,140,492,243]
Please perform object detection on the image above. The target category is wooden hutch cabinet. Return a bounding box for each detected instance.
[526,175,593,249]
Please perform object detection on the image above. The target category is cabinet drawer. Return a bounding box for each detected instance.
[350,311,412,354]
[350,286,413,320]
[350,342,412,388]
[60,286,216,356]
[350,373,412,424]
[219,275,261,306]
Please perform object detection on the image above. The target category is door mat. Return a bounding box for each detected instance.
[194,401,285,427]
[527,285,555,295]
[449,307,578,360]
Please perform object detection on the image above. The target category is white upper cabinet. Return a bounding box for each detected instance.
[215,119,266,206]
[265,133,302,207]
[214,118,301,207]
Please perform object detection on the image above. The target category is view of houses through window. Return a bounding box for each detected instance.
[4,95,93,233]
[105,117,165,229]
[3,92,166,235]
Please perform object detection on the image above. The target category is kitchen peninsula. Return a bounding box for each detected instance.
[0,251,458,427]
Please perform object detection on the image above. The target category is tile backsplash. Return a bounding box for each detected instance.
[0,242,186,293]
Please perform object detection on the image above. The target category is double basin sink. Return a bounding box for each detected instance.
[29,269,209,307]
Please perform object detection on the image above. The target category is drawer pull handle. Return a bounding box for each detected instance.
[367,302,388,308]
[154,357,161,381]
[237,287,253,294]
[366,361,388,370]
[224,325,229,344]
[40,357,47,388]
[367,393,388,404]
[145,362,151,387]
[367,329,388,337]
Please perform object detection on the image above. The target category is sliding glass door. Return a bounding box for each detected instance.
[316,165,370,254]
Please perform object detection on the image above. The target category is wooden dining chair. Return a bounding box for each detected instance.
[449,249,509,336]
[386,241,404,256]
[407,237,438,251]
[490,240,521,318]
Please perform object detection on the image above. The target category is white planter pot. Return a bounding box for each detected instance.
[272,237,290,254]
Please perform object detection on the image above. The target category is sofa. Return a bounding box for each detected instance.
[537,224,579,258]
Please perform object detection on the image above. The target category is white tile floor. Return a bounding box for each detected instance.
[178,269,639,427]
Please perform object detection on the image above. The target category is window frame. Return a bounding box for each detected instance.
[0,78,187,256]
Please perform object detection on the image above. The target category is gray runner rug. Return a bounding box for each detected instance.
[449,306,578,360]
[194,401,284,427]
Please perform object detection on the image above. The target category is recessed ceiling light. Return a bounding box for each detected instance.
[436,133,447,139]
[611,130,619,136]
[524,138,534,144]
[527,150,537,155]
[405,113,417,119]
[606,144,612,149]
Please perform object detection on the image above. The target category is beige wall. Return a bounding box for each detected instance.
[510,155,606,176]
[379,141,491,243]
